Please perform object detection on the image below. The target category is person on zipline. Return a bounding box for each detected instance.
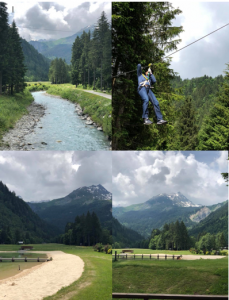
[137,63,167,125]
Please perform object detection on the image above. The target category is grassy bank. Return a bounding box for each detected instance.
[0,244,112,300]
[0,90,33,140]
[113,256,228,297]
[27,83,112,137]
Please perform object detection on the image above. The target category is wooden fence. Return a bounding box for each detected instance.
[112,252,182,261]
[112,293,228,299]
[0,257,48,262]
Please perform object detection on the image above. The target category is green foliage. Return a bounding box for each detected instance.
[0,89,33,139]
[0,181,60,244]
[112,2,183,150]
[198,64,229,150]
[48,58,70,84]
[71,11,111,90]
[112,217,144,248]
[94,243,104,252]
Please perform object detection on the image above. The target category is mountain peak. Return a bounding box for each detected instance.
[151,192,201,208]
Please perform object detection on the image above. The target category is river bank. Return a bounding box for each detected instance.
[0,101,45,151]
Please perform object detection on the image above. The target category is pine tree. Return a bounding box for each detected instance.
[198,63,229,150]
[0,2,9,94]
[177,96,198,150]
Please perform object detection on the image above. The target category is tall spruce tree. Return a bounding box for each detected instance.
[177,96,198,150]
[0,2,9,94]
[112,2,183,150]
[198,63,229,150]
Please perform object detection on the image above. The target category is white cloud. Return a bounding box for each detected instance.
[112,151,228,207]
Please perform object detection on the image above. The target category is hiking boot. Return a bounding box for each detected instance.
[144,118,153,125]
[157,119,167,125]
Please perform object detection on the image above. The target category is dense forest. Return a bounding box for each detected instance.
[0,181,59,244]
[112,217,144,249]
[58,211,111,246]
[48,58,70,84]
[71,12,111,90]
[0,3,26,94]
[112,2,229,151]
[137,220,227,251]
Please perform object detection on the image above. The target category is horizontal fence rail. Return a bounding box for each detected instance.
[112,293,228,300]
[0,257,48,262]
[112,253,182,260]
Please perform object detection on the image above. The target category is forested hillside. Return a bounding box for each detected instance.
[171,75,224,129]
[21,38,51,81]
[189,201,228,240]
[112,217,144,248]
[0,181,60,244]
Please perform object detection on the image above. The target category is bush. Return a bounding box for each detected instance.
[104,244,112,254]
[94,243,104,252]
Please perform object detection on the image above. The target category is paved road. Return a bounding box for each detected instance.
[82,89,111,99]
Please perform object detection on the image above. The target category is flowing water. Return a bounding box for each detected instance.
[24,91,110,150]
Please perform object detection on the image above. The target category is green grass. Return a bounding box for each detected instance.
[0,90,34,141]
[113,257,228,297]
[113,249,196,255]
[0,244,112,300]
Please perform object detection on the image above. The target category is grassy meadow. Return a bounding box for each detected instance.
[0,244,112,300]
[112,249,228,298]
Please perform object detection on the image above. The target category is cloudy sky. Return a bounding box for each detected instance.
[6,1,111,41]
[0,151,111,202]
[113,151,228,207]
[168,2,229,78]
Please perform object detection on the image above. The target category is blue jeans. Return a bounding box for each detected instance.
[138,87,163,121]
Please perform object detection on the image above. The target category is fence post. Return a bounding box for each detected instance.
[173,255,174,260]
[150,254,151,259]
[142,254,143,259]
[165,254,167,260]
[126,254,127,260]
[115,251,117,261]
[157,254,159,260]
[134,254,135,259]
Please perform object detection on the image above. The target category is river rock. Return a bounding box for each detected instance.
[97,127,103,131]
[86,121,93,125]
[87,117,91,121]
[41,142,47,145]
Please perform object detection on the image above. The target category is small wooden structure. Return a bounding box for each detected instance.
[20,246,33,250]
[122,250,134,253]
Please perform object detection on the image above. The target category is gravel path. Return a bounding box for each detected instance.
[82,89,111,99]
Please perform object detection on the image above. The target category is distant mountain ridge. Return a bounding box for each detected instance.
[28,184,112,232]
[29,24,95,64]
[113,192,226,237]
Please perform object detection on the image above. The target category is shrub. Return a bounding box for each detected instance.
[94,243,104,252]
[104,244,112,254]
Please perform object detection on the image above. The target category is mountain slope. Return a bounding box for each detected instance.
[28,184,112,232]
[189,201,228,239]
[112,217,144,248]
[29,25,95,64]
[21,38,51,81]
[113,193,226,237]
[0,181,60,244]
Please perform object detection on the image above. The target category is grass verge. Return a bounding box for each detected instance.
[113,257,228,297]
[0,90,33,141]
[0,244,112,300]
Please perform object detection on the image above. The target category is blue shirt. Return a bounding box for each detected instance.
[137,63,156,88]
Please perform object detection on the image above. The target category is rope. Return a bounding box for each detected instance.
[112,22,229,78]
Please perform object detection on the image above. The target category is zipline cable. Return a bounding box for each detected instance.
[112,22,229,78]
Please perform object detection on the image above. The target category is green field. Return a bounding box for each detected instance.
[0,244,112,300]
[113,249,228,298]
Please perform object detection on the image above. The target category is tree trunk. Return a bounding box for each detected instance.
[101,59,102,91]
